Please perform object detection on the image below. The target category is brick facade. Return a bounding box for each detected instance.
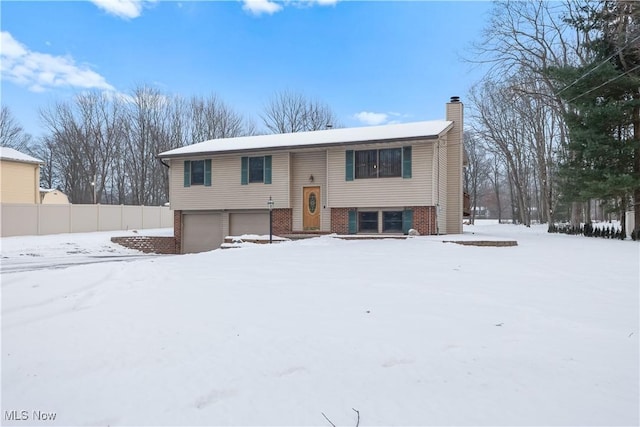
[408,206,437,235]
[174,210,182,254]
[272,208,292,235]
[111,236,177,254]
[330,208,353,234]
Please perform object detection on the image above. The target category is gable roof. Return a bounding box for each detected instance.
[159,120,453,158]
[0,147,43,164]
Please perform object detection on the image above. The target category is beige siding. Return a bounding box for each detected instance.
[169,152,290,211]
[290,150,330,232]
[0,160,40,204]
[445,102,463,234]
[327,141,434,208]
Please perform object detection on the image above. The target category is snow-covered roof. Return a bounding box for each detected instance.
[0,147,43,164]
[159,120,453,158]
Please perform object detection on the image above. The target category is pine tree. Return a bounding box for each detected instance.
[546,1,640,236]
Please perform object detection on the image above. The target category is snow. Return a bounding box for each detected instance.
[1,222,638,425]
[0,229,172,273]
[0,146,43,164]
[159,120,452,158]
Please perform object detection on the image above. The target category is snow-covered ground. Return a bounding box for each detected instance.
[0,229,173,274]
[1,222,638,426]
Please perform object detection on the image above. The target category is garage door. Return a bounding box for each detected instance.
[229,212,270,236]
[182,213,223,253]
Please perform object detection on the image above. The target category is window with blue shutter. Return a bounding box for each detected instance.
[345,150,354,181]
[264,155,272,184]
[241,157,248,185]
[402,146,412,179]
[184,159,210,186]
[183,160,191,187]
[204,159,212,187]
[348,210,357,234]
[402,209,414,234]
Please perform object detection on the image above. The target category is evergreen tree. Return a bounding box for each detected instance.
[547,1,640,236]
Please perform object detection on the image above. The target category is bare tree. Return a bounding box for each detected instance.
[468,0,596,225]
[39,92,125,203]
[261,90,340,134]
[0,106,32,150]
[463,131,491,223]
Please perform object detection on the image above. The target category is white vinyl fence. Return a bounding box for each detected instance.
[0,204,173,237]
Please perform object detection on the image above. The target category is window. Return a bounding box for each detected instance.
[191,160,205,185]
[358,211,378,233]
[383,211,403,233]
[379,149,401,177]
[241,155,272,185]
[183,159,211,187]
[249,157,264,183]
[353,148,402,179]
[355,150,377,179]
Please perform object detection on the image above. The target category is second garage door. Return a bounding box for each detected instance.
[182,213,223,253]
[229,212,270,236]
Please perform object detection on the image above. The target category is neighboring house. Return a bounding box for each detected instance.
[0,147,43,204]
[40,188,70,204]
[159,97,465,253]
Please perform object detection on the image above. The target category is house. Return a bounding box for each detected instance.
[0,147,43,204]
[159,97,465,253]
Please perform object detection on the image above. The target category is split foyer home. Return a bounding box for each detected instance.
[159,97,466,253]
[0,146,43,204]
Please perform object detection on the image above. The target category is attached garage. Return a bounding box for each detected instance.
[182,212,223,253]
[229,211,270,236]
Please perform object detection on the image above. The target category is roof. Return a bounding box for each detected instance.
[0,147,43,164]
[159,120,453,158]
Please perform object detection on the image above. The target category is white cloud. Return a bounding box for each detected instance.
[242,0,283,15]
[89,0,156,19]
[354,111,390,126]
[0,31,115,93]
[241,0,338,15]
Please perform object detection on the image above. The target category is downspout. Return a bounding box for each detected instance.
[159,158,170,169]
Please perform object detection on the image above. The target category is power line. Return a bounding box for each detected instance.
[565,63,640,104]
[555,33,640,97]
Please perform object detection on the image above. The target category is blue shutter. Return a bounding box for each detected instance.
[348,210,357,234]
[241,157,248,185]
[204,159,212,186]
[264,155,272,184]
[345,150,354,181]
[403,209,414,234]
[183,161,191,187]
[403,146,412,179]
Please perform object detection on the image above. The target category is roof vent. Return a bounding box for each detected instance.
[450,96,460,103]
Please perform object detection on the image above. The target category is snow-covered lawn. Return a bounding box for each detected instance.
[1,223,638,426]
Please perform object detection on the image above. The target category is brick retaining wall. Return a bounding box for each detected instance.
[111,236,177,254]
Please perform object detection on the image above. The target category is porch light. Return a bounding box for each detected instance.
[268,196,275,244]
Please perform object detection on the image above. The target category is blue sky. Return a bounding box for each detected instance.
[1,0,493,138]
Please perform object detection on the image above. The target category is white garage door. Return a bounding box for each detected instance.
[229,212,270,236]
[182,213,223,253]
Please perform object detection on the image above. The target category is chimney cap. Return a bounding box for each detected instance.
[450,96,460,103]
